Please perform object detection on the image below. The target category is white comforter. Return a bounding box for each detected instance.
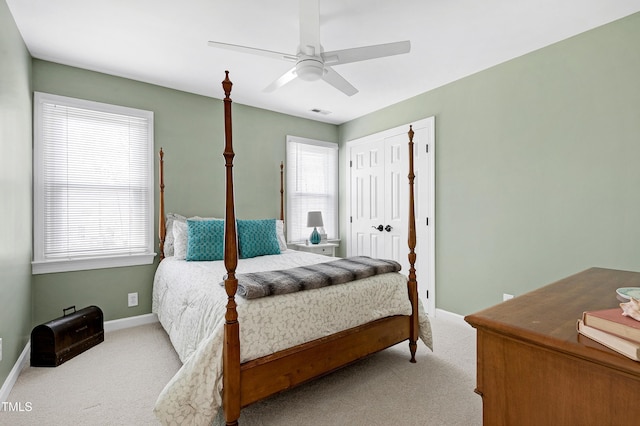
[152,250,432,425]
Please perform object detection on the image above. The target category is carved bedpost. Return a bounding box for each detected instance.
[221,71,241,426]
[158,148,166,260]
[280,161,285,221]
[407,125,419,363]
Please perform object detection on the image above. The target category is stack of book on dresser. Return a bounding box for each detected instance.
[577,308,640,361]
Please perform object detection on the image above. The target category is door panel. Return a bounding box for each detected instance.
[350,139,384,258]
[371,233,381,259]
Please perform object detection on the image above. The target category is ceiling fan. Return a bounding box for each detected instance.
[207,0,411,96]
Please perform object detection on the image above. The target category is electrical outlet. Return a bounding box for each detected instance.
[127,292,139,307]
[503,293,514,301]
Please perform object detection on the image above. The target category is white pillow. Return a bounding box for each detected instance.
[164,213,186,257]
[172,220,188,260]
[276,220,287,252]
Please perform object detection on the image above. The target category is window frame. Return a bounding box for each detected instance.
[32,92,155,274]
[285,135,339,244]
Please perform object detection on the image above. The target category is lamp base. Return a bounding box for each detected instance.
[310,227,321,244]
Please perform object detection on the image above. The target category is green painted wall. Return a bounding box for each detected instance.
[3,4,640,392]
[0,0,32,388]
[339,12,640,315]
[30,60,338,325]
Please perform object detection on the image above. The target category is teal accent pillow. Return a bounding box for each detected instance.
[237,219,281,259]
[186,219,225,261]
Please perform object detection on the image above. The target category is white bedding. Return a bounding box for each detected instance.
[152,250,432,425]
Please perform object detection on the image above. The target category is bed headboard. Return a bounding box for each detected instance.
[156,136,285,260]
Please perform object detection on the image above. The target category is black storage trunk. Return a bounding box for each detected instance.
[31,305,104,367]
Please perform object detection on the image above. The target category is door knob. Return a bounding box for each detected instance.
[385,225,393,232]
[372,224,384,232]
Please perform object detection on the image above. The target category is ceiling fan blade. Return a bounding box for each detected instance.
[264,67,298,92]
[323,40,411,65]
[299,0,321,56]
[208,41,297,62]
[322,66,358,96]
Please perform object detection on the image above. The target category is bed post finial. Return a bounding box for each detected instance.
[223,70,233,98]
[159,148,166,260]
[407,125,418,363]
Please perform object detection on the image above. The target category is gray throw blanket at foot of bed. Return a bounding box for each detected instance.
[228,256,402,299]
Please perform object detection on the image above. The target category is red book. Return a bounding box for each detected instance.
[582,307,640,343]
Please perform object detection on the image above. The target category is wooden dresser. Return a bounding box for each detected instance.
[465,267,640,426]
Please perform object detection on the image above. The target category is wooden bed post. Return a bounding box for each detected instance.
[407,125,419,363]
[222,71,241,426]
[280,161,285,221]
[158,148,166,260]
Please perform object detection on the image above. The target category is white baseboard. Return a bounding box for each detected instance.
[0,312,159,403]
[0,341,30,403]
[104,312,158,333]
[435,308,473,328]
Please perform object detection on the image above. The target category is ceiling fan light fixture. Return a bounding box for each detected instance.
[295,59,324,81]
[208,1,410,96]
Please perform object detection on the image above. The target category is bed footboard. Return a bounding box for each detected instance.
[239,315,411,407]
[219,72,419,426]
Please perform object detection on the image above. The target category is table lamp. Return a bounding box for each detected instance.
[307,211,323,245]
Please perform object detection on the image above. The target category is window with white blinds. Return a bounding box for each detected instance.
[286,136,338,243]
[32,92,155,274]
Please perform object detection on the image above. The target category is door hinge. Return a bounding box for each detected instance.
[426,217,429,226]
[426,144,429,153]
[350,160,352,167]
[426,290,429,299]
[350,216,352,223]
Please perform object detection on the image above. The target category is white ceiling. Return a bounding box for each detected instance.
[7,0,640,124]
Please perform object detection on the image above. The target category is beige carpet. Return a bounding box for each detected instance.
[2,314,481,425]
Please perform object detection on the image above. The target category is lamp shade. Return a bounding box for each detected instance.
[307,211,324,228]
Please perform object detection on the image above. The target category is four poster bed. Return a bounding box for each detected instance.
[152,72,432,425]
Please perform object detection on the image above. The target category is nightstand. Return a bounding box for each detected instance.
[293,242,338,257]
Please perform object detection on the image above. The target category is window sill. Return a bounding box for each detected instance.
[32,253,157,275]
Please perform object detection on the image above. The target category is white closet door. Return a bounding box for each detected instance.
[347,118,435,315]
[350,134,407,266]
[382,133,408,265]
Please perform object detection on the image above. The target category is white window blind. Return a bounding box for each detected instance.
[286,136,338,243]
[33,92,155,274]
